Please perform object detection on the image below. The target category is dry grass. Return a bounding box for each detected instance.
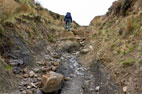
[0,0,19,22]
[122,16,135,36]
[90,16,103,27]
[16,3,35,14]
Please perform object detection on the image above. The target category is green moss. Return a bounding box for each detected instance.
[48,35,53,42]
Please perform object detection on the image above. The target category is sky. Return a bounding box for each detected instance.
[35,0,116,26]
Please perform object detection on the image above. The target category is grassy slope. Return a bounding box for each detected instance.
[87,0,142,93]
[0,0,79,93]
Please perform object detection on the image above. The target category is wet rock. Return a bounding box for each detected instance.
[13,67,22,74]
[29,71,35,77]
[95,86,100,92]
[80,48,89,54]
[123,86,127,93]
[34,89,43,94]
[41,71,64,93]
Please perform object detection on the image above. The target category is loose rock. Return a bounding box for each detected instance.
[29,71,35,77]
[80,48,89,54]
[53,62,59,66]
[123,86,127,93]
[41,71,64,93]
[34,89,43,94]
[95,86,100,92]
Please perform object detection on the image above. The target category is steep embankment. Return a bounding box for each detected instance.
[79,0,142,94]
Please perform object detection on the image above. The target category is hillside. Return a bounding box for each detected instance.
[0,0,80,93]
[80,0,142,94]
[0,0,142,94]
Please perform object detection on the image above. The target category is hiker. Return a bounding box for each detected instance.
[64,12,72,32]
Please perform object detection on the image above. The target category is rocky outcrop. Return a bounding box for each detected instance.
[107,0,135,16]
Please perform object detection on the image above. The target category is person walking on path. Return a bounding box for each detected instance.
[64,12,72,32]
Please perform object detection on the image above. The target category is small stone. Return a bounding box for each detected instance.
[95,86,100,92]
[27,85,32,89]
[35,74,38,78]
[37,77,42,81]
[20,81,27,86]
[23,74,29,78]
[64,77,70,81]
[33,68,40,73]
[34,89,43,94]
[80,48,89,54]
[41,67,51,73]
[70,74,74,78]
[30,83,37,88]
[29,71,35,77]
[20,88,24,91]
[27,90,33,94]
[51,66,58,71]
[123,86,127,93]
[22,90,27,94]
[53,62,59,66]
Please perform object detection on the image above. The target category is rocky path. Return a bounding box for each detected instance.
[14,32,124,94]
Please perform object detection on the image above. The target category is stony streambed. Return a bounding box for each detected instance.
[14,40,123,94]
[57,51,123,94]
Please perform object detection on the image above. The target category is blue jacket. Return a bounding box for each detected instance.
[64,12,72,22]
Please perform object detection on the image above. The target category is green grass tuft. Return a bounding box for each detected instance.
[5,64,12,71]
[121,59,135,66]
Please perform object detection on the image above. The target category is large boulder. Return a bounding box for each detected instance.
[58,40,81,52]
[41,71,64,93]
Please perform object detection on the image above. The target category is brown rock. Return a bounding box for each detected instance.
[41,71,64,93]
[27,90,33,94]
[64,77,70,81]
[80,48,89,54]
[53,62,59,66]
[51,66,58,71]
[23,74,29,78]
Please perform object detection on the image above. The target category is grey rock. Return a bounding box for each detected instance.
[80,48,89,54]
[34,89,43,94]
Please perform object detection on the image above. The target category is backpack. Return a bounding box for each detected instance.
[66,12,71,19]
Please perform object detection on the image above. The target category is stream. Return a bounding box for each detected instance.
[56,51,123,94]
